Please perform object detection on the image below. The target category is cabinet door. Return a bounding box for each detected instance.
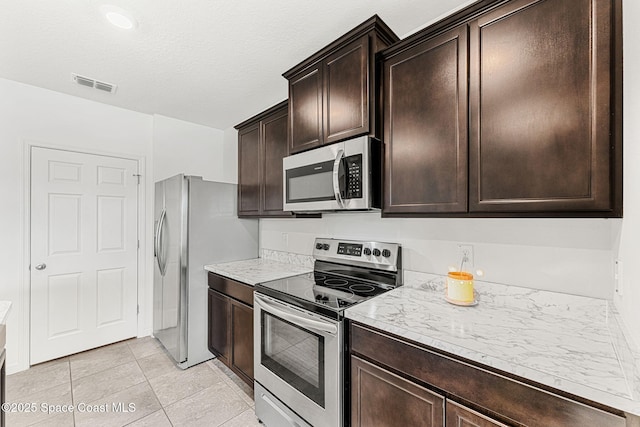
[237,123,261,216]
[384,26,468,214]
[324,35,369,144]
[289,63,323,153]
[446,401,509,427]
[351,356,444,427]
[230,299,254,386]
[469,0,612,213]
[261,108,291,216]
[208,289,230,364]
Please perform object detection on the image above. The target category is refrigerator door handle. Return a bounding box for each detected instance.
[153,219,160,258]
[156,208,167,276]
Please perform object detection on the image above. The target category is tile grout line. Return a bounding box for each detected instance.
[205,360,257,424]
[127,348,167,426]
[125,339,179,426]
[69,357,76,427]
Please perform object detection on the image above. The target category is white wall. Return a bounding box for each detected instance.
[0,79,233,374]
[152,115,228,182]
[222,127,239,184]
[0,78,153,374]
[261,215,613,299]
[613,0,640,351]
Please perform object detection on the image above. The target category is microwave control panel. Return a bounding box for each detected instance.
[345,154,362,199]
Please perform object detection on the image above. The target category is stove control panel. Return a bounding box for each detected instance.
[313,238,401,272]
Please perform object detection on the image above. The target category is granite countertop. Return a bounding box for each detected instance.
[204,258,313,285]
[0,301,11,324]
[345,271,640,416]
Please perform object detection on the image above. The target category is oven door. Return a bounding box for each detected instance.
[254,292,342,427]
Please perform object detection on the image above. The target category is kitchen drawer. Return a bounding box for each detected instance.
[208,272,253,306]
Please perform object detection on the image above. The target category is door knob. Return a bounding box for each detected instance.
[34,263,46,270]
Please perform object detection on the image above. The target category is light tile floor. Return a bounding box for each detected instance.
[5,337,262,427]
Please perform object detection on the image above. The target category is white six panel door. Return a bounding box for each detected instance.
[30,147,138,364]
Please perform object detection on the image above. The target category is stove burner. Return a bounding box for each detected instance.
[349,284,376,294]
[324,279,348,287]
[313,273,326,281]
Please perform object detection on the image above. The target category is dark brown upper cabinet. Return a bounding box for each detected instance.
[468,0,619,215]
[235,101,293,218]
[380,0,621,217]
[383,25,469,214]
[237,123,260,216]
[284,16,399,154]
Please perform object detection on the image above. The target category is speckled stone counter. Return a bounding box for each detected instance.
[204,257,312,286]
[345,271,640,416]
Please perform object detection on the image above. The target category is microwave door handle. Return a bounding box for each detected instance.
[255,295,338,335]
[332,148,345,208]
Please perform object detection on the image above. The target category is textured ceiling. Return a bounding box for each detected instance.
[0,0,472,129]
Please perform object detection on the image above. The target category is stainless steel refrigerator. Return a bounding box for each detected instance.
[153,174,258,369]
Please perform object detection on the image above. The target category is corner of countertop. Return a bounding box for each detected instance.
[0,301,12,324]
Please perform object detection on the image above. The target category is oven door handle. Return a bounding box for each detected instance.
[332,148,345,208]
[255,295,338,335]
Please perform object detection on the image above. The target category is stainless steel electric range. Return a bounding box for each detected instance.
[253,238,402,427]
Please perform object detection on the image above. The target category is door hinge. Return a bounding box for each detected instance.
[137,305,140,315]
[137,239,140,249]
[133,173,141,185]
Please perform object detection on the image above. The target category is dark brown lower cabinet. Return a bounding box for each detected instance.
[208,290,230,364]
[230,301,254,382]
[446,401,508,427]
[207,272,254,387]
[351,356,444,427]
[350,322,627,427]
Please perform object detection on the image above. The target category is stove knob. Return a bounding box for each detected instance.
[382,249,391,258]
[372,248,381,257]
[322,243,330,250]
[315,243,323,250]
[363,248,372,256]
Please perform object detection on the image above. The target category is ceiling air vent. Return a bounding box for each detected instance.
[71,73,117,94]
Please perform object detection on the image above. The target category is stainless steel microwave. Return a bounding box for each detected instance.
[283,136,381,212]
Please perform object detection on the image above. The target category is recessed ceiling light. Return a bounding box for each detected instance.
[100,5,138,30]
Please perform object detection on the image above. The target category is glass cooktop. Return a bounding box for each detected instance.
[257,271,392,314]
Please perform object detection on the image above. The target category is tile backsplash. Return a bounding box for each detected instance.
[260,249,314,268]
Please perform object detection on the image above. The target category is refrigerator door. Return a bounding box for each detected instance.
[153,174,188,364]
[181,177,258,368]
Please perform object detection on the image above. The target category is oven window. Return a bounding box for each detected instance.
[261,311,325,407]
